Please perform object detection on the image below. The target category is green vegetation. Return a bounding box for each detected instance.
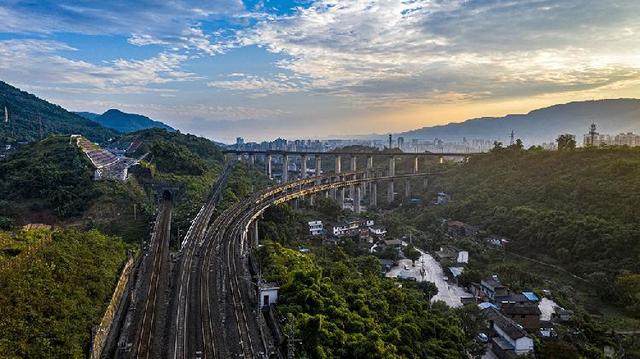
[259,241,468,358]
[255,204,479,358]
[362,146,640,355]
[0,81,116,144]
[0,136,101,218]
[0,228,127,358]
[0,135,154,243]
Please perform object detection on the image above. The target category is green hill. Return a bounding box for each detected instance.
[425,147,640,314]
[0,81,116,144]
[76,109,175,133]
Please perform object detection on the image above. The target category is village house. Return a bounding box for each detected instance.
[369,225,387,237]
[484,307,535,357]
[434,246,457,262]
[308,220,324,236]
[481,275,510,301]
[332,218,375,237]
[500,303,542,329]
[486,234,510,247]
[446,220,479,237]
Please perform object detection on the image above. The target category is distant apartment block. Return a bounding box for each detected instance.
[583,131,640,147]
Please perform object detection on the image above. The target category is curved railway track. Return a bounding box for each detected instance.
[179,170,441,359]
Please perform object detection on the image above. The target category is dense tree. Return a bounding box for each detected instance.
[556,134,577,150]
[0,229,127,358]
[404,245,421,265]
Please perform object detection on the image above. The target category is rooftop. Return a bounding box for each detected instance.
[484,308,529,340]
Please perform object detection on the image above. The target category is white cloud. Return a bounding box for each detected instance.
[207,73,307,95]
[0,39,199,94]
[228,0,640,103]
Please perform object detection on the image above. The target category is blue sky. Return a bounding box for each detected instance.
[1,0,639,142]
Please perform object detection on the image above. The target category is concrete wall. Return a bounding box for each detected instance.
[89,254,135,359]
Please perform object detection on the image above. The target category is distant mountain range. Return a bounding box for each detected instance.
[398,99,640,145]
[0,81,116,143]
[76,109,174,133]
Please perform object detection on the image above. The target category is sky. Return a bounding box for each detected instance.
[0,0,639,143]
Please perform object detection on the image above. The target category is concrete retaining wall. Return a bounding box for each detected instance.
[89,254,135,359]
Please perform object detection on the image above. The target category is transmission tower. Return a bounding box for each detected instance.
[589,123,597,147]
[509,130,515,146]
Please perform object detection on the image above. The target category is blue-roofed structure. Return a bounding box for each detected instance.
[522,291,539,302]
[449,267,464,278]
[478,302,497,310]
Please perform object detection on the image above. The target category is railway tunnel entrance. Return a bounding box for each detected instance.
[162,189,172,201]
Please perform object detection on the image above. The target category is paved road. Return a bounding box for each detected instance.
[386,249,471,308]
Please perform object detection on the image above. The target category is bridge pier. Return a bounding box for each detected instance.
[301,154,308,179]
[388,180,395,203]
[354,186,361,214]
[371,182,377,207]
[413,156,419,173]
[335,155,341,174]
[252,221,259,246]
[283,154,289,182]
[339,187,345,208]
[388,156,396,176]
[366,156,373,196]
[315,155,322,177]
[266,154,272,179]
[405,179,411,198]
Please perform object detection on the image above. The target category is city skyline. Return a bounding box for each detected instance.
[1,1,639,142]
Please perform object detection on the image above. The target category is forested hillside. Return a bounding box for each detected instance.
[427,147,640,317]
[0,228,127,358]
[0,81,116,143]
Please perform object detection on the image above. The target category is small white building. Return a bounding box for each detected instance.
[369,226,387,237]
[259,283,280,308]
[456,251,469,264]
[332,220,359,237]
[308,220,324,236]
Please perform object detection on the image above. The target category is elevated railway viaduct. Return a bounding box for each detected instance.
[174,153,469,358]
[223,149,475,210]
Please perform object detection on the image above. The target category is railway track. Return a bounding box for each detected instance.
[170,164,233,359]
[132,200,172,359]
[178,169,440,358]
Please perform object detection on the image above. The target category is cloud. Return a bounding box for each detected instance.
[228,0,640,103]
[207,73,308,95]
[0,39,199,94]
[0,0,245,55]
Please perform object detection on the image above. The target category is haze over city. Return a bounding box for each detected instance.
[1,0,639,142]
